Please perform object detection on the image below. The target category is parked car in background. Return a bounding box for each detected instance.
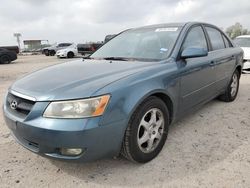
[77,43,102,56]
[3,22,243,163]
[56,44,78,58]
[234,35,250,70]
[0,48,17,64]
[43,43,72,56]
[0,46,19,54]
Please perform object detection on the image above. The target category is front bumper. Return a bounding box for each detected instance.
[56,51,67,58]
[3,101,126,162]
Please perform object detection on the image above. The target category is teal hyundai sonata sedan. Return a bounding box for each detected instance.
[3,22,243,163]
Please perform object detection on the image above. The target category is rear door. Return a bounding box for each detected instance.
[204,26,236,93]
[178,25,217,113]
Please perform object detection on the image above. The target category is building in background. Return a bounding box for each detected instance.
[23,40,50,52]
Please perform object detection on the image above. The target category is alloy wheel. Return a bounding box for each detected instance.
[137,108,164,153]
[230,73,238,97]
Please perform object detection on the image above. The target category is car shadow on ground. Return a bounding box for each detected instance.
[49,98,248,187]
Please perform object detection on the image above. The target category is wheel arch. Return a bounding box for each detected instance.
[67,51,75,58]
[128,90,175,125]
[236,65,242,78]
[150,92,174,124]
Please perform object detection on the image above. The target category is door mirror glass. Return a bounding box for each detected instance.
[181,47,208,59]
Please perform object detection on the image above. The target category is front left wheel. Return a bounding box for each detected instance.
[121,96,169,163]
[67,52,74,58]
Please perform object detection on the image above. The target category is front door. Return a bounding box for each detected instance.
[178,25,217,113]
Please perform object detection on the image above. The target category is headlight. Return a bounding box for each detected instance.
[43,95,110,118]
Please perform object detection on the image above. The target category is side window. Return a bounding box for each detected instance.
[182,26,208,51]
[205,27,225,50]
[222,35,231,48]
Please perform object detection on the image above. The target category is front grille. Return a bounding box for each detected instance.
[6,93,35,119]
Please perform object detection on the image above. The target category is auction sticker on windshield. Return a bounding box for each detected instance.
[155,27,178,32]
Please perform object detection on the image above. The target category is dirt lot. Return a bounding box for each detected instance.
[0,55,250,188]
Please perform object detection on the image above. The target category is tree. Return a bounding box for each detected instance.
[226,22,250,39]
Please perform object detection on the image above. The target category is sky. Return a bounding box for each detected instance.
[0,0,250,47]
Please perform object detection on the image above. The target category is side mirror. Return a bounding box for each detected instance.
[181,47,208,59]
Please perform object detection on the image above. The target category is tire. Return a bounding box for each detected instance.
[67,52,74,58]
[0,55,11,64]
[121,96,169,163]
[219,70,240,102]
[49,50,55,56]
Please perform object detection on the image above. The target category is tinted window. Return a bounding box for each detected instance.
[205,27,225,50]
[182,26,207,50]
[62,43,71,47]
[222,35,231,48]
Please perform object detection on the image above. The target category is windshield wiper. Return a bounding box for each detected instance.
[103,57,130,61]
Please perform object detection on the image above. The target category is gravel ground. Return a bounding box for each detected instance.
[0,55,250,188]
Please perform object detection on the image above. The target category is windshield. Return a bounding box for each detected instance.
[234,37,250,47]
[91,26,181,61]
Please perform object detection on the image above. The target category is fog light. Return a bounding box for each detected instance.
[60,148,83,156]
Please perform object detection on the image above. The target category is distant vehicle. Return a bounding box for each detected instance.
[0,46,19,54]
[56,44,78,58]
[0,48,17,64]
[43,43,72,56]
[77,43,102,56]
[234,35,250,70]
[3,22,243,163]
[104,34,116,43]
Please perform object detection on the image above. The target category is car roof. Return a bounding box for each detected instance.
[136,22,186,29]
[236,35,250,38]
[131,22,219,30]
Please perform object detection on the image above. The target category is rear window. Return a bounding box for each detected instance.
[205,27,225,50]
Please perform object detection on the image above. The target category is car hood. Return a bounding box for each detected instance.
[56,49,67,53]
[241,47,250,60]
[10,59,160,101]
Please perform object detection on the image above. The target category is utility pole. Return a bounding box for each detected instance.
[13,33,21,50]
